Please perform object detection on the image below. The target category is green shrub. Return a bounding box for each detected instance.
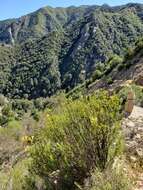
[1,105,13,117]
[92,70,102,81]
[118,84,143,107]
[84,167,132,190]
[135,37,143,53]
[85,79,93,88]
[124,47,135,62]
[0,105,15,126]
[117,63,125,71]
[107,77,113,85]
[31,110,40,121]
[0,119,21,140]
[29,91,123,189]
[0,159,39,190]
[0,94,6,106]
[11,99,34,113]
[104,55,123,75]
[0,115,9,126]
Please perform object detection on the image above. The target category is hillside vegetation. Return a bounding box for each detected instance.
[1,4,143,98]
[0,3,143,190]
[86,37,143,95]
[0,91,132,190]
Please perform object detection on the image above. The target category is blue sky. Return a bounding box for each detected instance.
[0,0,142,20]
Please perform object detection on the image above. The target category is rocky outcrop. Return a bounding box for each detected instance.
[122,106,143,169]
[122,106,143,189]
[122,106,143,164]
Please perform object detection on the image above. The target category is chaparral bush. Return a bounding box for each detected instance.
[29,91,123,190]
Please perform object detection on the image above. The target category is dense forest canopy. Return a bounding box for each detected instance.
[0,3,143,99]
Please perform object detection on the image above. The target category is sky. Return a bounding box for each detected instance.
[0,0,142,20]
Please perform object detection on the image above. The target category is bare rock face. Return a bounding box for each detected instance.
[122,106,143,169]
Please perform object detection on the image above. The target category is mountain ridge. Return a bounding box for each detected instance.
[0,3,143,44]
[1,3,143,99]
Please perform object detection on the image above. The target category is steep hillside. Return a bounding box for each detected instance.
[0,3,143,45]
[1,3,143,99]
[0,45,16,95]
[88,38,143,93]
[0,6,91,44]
[3,32,63,99]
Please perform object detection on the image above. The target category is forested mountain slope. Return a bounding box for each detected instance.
[1,3,143,98]
[87,37,143,95]
[0,3,143,45]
